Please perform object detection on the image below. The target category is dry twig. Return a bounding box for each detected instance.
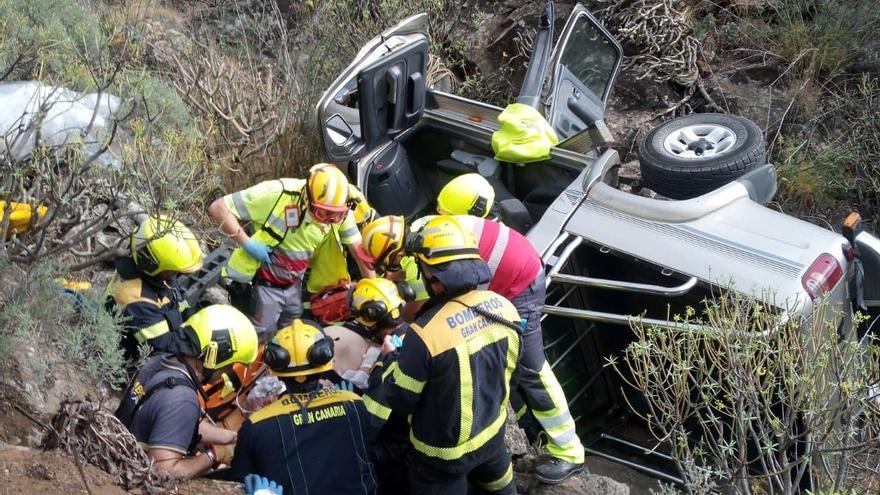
[43,400,175,494]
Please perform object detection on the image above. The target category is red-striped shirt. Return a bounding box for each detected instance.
[458,215,543,299]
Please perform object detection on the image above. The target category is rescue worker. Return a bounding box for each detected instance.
[322,277,410,389]
[358,215,429,320]
[365,216,521,494]
[207,163,373,340]
[229,319,377,494]
[115,304,259,479]
[304,187,377,324]
[106,214,204,363]
[434,173,586,483]
[348,278,412,494]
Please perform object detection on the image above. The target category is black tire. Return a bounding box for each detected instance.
[639,113,766,199]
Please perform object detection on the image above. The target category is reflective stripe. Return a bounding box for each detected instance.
[265,214,287,235]
[529,361,584,463]
[382,361,397,382]
[135,320,170,342]
[338,225,359,242]
[222,264,254,283]
[485,225,510,275]
[410,406,506,461]
[547,425,579,446]
[469,216,485,241]
[479,463,513,492]
[514,403,528,421]
[534,410,573,430]
[230,192,250,220]
[274,248,313,260]
[363,395,392,421]
[393,365,426,394]
[456,345,473,444]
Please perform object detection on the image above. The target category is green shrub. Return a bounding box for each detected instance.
[717,0,878,82]
[0,0,103,88]
[0,255,126,386]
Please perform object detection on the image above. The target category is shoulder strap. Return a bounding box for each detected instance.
[130,376,198,421]
[450,298,524,334]
[259,179,303,245]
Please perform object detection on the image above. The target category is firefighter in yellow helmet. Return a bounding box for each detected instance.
[304,185,377,325]
[365,216,521,494]
[116,304,258,479]
[436,174,586,483]
[207,164,373,340]
[357,215,429,320]
[105,215,204,363]
[229,319,377,494]
[436,173,496,218]
[345,278,415,495]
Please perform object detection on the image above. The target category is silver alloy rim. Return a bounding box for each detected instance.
[662,124,737,160]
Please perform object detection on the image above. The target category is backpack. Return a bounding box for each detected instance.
[115,375,198,429]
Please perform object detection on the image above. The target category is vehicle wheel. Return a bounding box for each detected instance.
[639,113,766,199]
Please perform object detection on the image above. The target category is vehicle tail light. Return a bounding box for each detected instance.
[801,253,843,301]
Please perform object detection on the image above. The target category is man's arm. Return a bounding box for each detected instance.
[208,198,249,245]
[199,419,237,445]
[142,389,208,478]
[380,330,430,416]
[347,242,376,279]
[148,448,214,479]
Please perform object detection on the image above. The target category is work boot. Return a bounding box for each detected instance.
[533,458,585,484]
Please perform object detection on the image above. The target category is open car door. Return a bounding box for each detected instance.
[316,14,429,164]
[543,4,623,145]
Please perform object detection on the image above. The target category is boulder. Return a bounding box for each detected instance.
[530,472,630,495]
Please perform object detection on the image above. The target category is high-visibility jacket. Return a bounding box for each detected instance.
[222,179,360,285]
[400,255,429,302]
[306,223,349,294]
[105,257,188,361]
[365,289,521,467]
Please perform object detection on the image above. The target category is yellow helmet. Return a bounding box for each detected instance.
[307,163,350,224]
[407,215,481,266]
[436,173,495,218]
[181,305,259,370]
[353,198,378,231]
[264,319,334,381]
[351,278,406,328]
[131,215,204,276]
[358,215,406,267]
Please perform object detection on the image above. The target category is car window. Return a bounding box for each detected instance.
[557,13,620,102]
[325,80,362,146]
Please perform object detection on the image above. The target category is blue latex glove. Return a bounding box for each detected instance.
[244,474,283,495]
[337,380,356,393]
[243,239,273,264]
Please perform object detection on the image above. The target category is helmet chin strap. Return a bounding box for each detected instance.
[175,353,209,403]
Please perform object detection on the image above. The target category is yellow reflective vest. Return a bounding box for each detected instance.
[221,179,360,284]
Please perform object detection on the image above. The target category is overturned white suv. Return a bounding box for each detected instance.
[315,2,880,482]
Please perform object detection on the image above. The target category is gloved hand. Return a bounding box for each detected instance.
[243,239,273,264]
[244,376,286,412]
[244,474,284,495]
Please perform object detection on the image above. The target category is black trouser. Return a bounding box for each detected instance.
[507,271,583,463]
[407,434,515,495]
[372,440,410,495]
